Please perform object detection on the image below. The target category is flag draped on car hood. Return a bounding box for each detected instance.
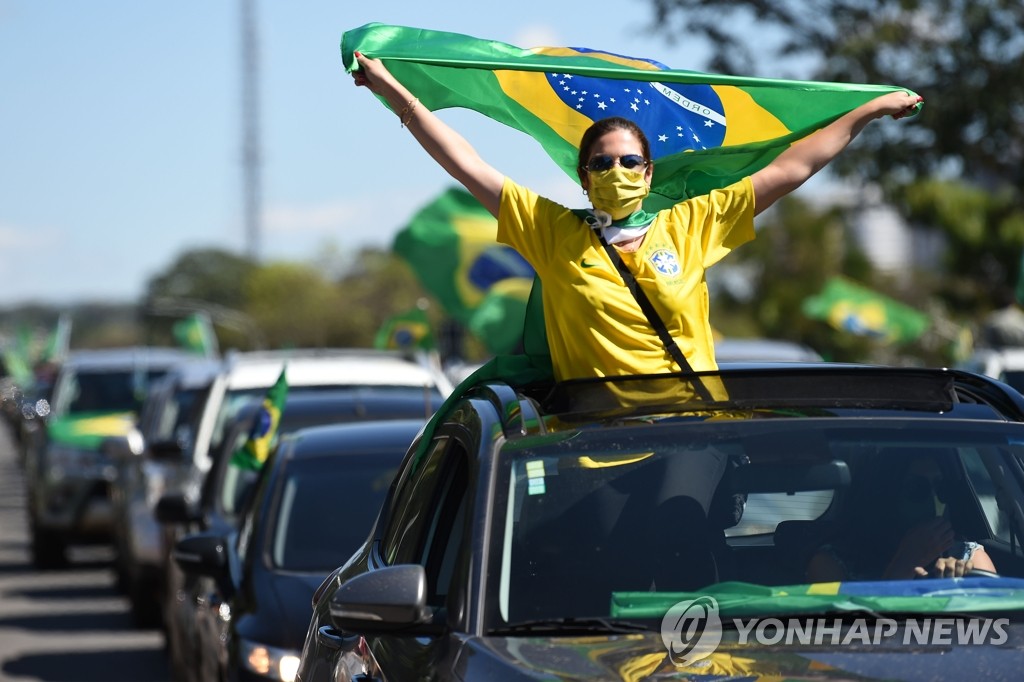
[341,23,919,209]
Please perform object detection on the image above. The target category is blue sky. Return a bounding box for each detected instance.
[0,1,790,307]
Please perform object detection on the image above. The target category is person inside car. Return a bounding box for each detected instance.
[352,51,922,382]
[807,452,997,582]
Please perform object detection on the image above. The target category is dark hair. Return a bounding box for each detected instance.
[576,117,651,181]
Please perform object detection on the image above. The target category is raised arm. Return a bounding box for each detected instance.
[750,91,922,216]
[353,52,505,217]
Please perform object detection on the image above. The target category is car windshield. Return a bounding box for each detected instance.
[269,456,398,572]
[492,417,1024,624]
[65,368,169,414]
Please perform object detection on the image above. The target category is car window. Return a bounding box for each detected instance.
[380,437,467,583]
[59,368,168,415]
[961,444,1024,544]
[269,457,400,572]
[1000,370,1024,394]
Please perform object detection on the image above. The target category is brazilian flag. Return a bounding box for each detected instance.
[342,23,919,209]
[230,368,288,471]
[374,306,435,351]
[801,276,930,344]
[393,188,535,354]
[172,312,218,358]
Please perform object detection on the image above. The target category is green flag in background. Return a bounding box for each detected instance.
[40,314,72,364]
[341,23,919,209]
[173,313,219,358]
[230,368,288,472]
[466,278,534,355]
[801,276,930,344]
[375,306,435,351]
[393,188,535,354]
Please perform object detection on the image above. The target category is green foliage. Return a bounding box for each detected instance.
[647,0,1024,201]
[650,0,1023,361]
[337,249,441,348]
[901,179,1024,314]
[143,248,257,311]
[244,262,347,348]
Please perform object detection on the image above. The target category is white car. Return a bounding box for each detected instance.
[144,348,449,631]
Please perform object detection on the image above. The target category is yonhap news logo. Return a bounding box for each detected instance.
[660,596,723,666]
[660,597,1010,666]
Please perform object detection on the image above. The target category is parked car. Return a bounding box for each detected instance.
[298,365,1024,681]
[160,386,443,682]
[23,346,193,567]
[108,356,222,625]
[175,419,423,682]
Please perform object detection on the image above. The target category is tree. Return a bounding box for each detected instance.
[646,0,1023,194]
[648,0,1024,316]
[143,248,257,311]
[244,262,348,348]
[713,195,879,361]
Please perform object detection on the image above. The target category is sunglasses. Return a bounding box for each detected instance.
[586,154,648,172]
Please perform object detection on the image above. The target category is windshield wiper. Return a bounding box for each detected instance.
[489,617,653,636]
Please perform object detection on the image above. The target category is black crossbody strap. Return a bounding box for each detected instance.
[596,231,713,401]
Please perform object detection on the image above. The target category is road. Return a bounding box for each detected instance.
[0,422,171,682]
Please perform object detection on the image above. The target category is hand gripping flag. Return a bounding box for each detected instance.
[230,367,289,472]
[342,23,919,209]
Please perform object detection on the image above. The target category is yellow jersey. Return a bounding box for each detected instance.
[498,177,755,381]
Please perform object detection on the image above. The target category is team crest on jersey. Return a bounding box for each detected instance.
[649,249,681,276]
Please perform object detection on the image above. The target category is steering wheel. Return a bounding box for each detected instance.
[965,568,1001,578]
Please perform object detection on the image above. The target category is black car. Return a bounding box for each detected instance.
[159,388,442,682]
[298,365,1024,681]
[174,419,421,682]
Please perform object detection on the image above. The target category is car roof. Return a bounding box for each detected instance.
[62,346,195,371]
[219,348,445,391]
[227,388,441,433]
[470,364,1024,436]
[280,418,425,459]
[162,357,224,388]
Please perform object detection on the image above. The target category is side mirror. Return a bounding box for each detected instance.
[173,533,229,580]
[149,439,185,462]
[328,564,437,635]
[154,492,200,525]
[101,432,145,460]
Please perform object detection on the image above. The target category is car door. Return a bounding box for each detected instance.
[313,433,473,682]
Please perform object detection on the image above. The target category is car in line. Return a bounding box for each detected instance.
[108,356,222,625]
[297,364,1024,681]
[160,387,443,682]
[23,346,194,567]
[123,347,446,636]
[174,419,424,682]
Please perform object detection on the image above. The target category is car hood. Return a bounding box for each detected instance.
[461,630,1024,681]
